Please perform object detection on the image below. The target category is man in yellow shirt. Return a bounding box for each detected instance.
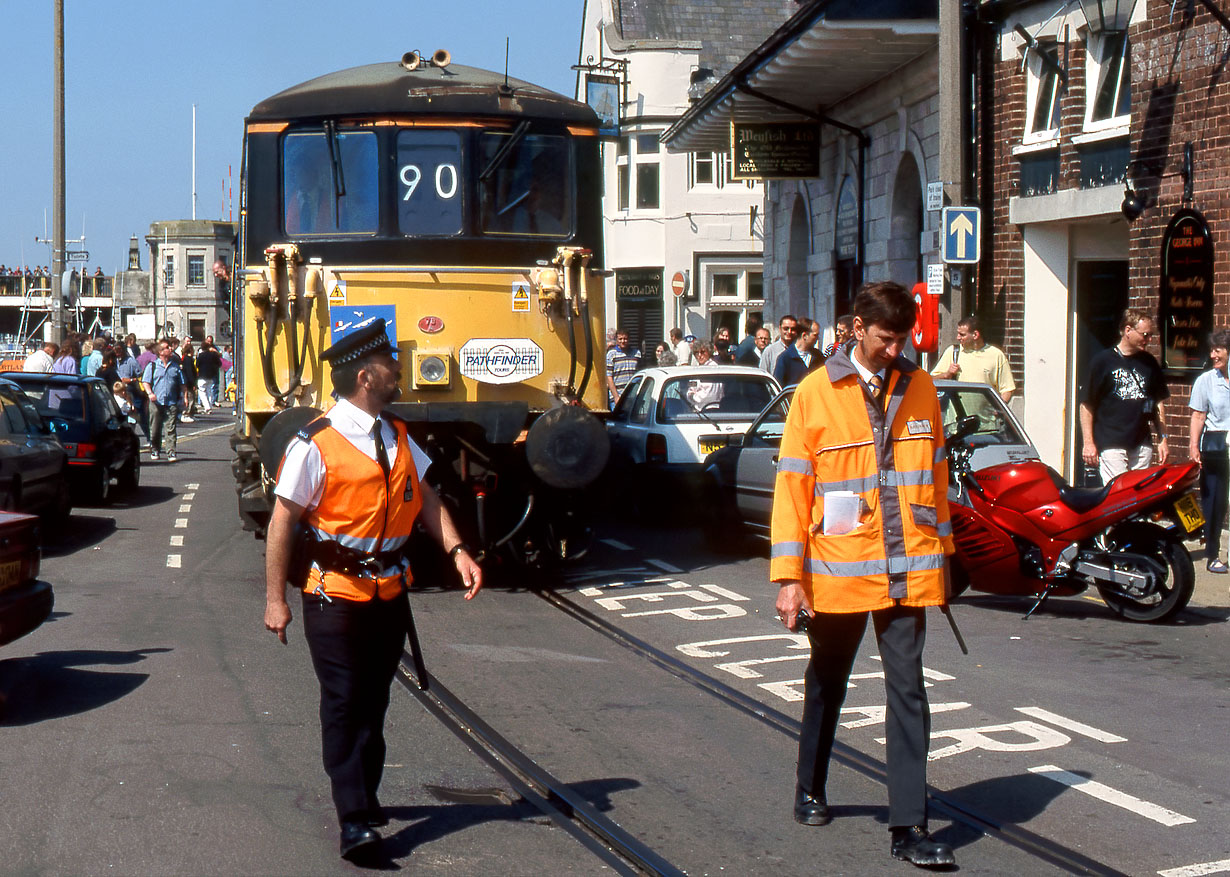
[930,315,1015,402]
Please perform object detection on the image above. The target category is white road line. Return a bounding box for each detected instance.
[182,492,196,500]
[186,482,200,489]
[600,538,633,551]
[167,555,181,568]
[170,535,184,547]
[580,587,602,597]
[174,518,188,528]
[179,505,192,513]
[1016,707,1127,743]
[1159,859,1230,876]
[1028,765,1196,826]
[647,558,683,573]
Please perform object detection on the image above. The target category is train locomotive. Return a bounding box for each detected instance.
[230,51,610,568]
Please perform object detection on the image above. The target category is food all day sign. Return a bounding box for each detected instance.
[730,122,820,181]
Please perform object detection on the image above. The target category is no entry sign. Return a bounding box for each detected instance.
[671,271,687,298]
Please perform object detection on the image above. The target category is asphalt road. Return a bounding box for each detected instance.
[1,418,1227,875]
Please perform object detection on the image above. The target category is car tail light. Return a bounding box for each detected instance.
[646,433,668,464]
[73,442,97,460]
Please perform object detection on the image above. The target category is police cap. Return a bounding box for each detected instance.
[320,318,393,367]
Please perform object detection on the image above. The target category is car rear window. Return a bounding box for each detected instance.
[658,374,777,422]
[17,382,88,421]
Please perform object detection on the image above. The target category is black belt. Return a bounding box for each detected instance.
[295,530,406,579]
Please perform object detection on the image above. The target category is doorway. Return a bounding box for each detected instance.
[1070,260,1129,485]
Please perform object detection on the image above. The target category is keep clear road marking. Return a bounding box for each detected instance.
[1159,860,1230,877]
[167,555,181,568]
[1028,765,1196,827]
[1015,706,1127,743]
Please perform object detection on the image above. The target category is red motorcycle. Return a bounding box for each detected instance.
[946,416,1202,623]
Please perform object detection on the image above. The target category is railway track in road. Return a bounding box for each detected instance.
[395,658,686,877]
[532,586,1130,877]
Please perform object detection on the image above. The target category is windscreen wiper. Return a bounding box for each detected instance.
[323,120,346,224]
[478,120,529,182]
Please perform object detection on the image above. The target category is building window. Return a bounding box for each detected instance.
[633,132,661,210]
[187,253,205,286]
[1023,41,1062,143]
[748,272,763,301]
[164,254,174,287]
[712,273,738,297]
[1085,35,1131,131]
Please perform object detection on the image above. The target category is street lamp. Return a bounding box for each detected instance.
[1077,0,1138,35]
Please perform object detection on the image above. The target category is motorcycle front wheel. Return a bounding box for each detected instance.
[1097,522,1194,622]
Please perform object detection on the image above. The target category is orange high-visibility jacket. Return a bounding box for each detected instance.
[298,416,423,602]
[770,350,954,612]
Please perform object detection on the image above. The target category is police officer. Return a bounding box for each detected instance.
[264,319,482,862]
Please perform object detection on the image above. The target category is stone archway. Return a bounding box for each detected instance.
[786,195,811,317]
[887,152,923,288]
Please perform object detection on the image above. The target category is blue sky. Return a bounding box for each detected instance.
[0,1,586,273]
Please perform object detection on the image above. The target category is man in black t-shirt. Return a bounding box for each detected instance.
[1080,309,1170,484]
[196,343,222,411]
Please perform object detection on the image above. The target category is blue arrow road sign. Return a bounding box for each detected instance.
[941,206,980,264]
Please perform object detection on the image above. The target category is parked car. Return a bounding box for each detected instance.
[0,377,71,523]
[6,374,139,504]
[703,379,1040,545]
[0,509,53,647]
[606,365,781,507]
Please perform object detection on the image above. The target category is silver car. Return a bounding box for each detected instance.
[703,379,1039,544]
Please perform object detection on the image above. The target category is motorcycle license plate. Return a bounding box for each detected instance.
[1174,493,1204,533]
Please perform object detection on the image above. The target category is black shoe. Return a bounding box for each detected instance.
[793,787,831,826]
[366,807,389,828]
[891,826,956,868]
[339,821,381,861]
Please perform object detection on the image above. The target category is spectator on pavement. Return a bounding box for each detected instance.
[53,340,79,375]
[1188,328,1230,574]
[670,327,692,366]
[23,340,57,373]
[180,341,198,422]
[116,342,148,443]
[196,342,222,413]
[761,314,800,376]
[654,341,677,367]
[712,326,735,364]
[774,318,825,386]
[930,315,1016,402]
[142,340,183,462]
[732,315,764,367]
[823,315,853,357]
[605,329,640,409]
[1080,308,1169,484]
[739,327,772,367]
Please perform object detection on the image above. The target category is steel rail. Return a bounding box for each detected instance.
[535,586,1129,877]
[394,657,685,877]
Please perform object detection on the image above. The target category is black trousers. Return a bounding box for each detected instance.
[796,604,930,828]
[1199,448,1229,560]
[301,590,407,823]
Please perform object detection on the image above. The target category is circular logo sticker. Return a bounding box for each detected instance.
[484,344,519,378]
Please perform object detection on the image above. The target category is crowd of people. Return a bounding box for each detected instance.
[20,331,233,462]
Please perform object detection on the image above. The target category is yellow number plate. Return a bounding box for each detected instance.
[698,437,729,455]
[0,559,22,594]
[1175,493,1205,533]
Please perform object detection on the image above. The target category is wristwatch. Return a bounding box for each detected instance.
[449,542,472,560]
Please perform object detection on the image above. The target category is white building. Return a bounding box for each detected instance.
[145,220,236,342]
[575,0,798,358]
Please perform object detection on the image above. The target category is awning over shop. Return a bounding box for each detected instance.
[663,2,937,152]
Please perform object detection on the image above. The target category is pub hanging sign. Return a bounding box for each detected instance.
[1159,207,1214,372]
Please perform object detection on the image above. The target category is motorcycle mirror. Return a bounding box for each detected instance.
[954,415,980,440]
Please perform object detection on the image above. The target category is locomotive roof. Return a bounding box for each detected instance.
[248,61,598,126]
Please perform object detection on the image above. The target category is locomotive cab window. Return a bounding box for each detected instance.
[396,129,464,236]
[283,130,378,235]
[478,132,572,237]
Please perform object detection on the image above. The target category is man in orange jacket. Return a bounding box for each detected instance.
[771,281,956,869]
[264,319,482,863]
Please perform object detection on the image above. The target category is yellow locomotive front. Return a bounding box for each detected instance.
[231,54,609,567]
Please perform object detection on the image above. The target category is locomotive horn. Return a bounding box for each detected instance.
[431,48,451,68]
[401,51,422,71]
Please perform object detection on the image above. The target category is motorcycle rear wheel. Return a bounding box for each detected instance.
[1096,522,1194,623]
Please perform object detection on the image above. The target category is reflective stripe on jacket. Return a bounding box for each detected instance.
[770,349,954,612]
[298,416,423,601]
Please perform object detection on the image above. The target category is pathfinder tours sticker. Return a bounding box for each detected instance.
[459,338,544,385]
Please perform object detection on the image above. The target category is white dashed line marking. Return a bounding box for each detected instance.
[179,505,192,513]
[174,519,188,528]
[182,493,195,500]
[167,555,181,568]
[1028,765,1195,826]
[1015,707,1127,743]
[186,483,200,489]
[1159,859,1230,876]
[600,538,633,551]
[170,535,183,546]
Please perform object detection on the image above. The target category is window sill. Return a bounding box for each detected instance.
[1072,125,1129,145]
[1012,138,1059,156]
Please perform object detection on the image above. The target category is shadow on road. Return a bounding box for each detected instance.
[0,647,172,725]
[956,593,1228,627]
[934,771,1080,851]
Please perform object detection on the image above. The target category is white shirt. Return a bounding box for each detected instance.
[673,339,692,366]
[275,398,431,511]
[848,350,887,388]
[23,349,54,372]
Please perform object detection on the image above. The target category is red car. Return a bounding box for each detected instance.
[0,510,52,646]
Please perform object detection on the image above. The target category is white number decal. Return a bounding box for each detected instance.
[400,164,421,201]
[435,164,458,199]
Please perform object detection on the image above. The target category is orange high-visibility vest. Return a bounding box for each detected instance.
[770,351,954,612]
[298,415,423,601]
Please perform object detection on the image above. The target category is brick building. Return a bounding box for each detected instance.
[977,0,1230,480]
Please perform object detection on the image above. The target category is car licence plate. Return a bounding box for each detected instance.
[0,559,21,594]
[1174,493,1204,533]
[698,436,730,455]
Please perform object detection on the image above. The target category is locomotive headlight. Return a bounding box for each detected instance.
[412,350,451,389]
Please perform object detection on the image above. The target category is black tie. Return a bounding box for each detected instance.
[372,419,390,478]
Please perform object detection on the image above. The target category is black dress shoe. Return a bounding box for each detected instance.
[793,787,832,826]
[339,821,381,861]
[891,825,956,868]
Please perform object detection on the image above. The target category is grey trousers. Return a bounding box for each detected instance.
[150,402,180,453]
[796,604,930,828]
